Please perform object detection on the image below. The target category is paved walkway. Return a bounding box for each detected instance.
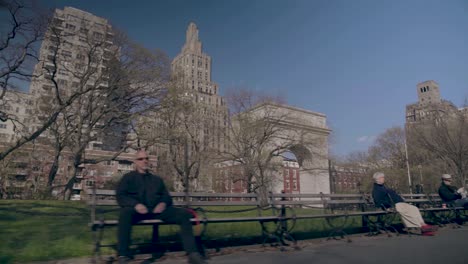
[31,226,468,264]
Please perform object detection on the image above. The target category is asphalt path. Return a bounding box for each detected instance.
[30,226,468,264]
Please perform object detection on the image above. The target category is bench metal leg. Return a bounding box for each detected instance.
[259,205,299,250]
[149,224,166,260]
[195,235,207,257]
[91,228,99,264]
[325,215,351,243]
[91,225,106,264]
[428,210,460,227]
[365,214,399,237]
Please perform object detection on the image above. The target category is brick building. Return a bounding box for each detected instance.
[329,161,368,193]
[213,158,301,195]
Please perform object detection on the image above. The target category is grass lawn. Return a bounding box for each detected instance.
[0,200,369,263]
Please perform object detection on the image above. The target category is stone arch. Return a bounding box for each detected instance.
[288,144,313,167]
[256,103,332,195]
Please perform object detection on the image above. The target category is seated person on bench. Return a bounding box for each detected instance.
[372,172,437,236]
[438,174,468,209]
[116,149,206,264]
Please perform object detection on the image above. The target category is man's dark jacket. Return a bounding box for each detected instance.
[438,182,461,202]
[116,171,173,210]
[372,183,404,209]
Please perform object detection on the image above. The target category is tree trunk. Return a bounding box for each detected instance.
[47,148,62,195]
[63,152,83,200]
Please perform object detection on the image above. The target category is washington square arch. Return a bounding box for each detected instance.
[219,102,332,197]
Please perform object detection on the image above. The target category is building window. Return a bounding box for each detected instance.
[58,79,68,86]
[65,23,76,30]
[93,32,103,40]
[85,180,95,187]
[0,124,6,129]
[62,50,72,58]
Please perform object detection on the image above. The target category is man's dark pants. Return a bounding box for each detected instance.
[117,206,197,257]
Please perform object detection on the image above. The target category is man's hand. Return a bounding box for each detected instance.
[135,203,148,214]
[153,202,167,214]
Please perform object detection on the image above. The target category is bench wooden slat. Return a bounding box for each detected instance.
[270,193,323,198]
[181,201,259,206]
[326,200,367,204]
[90,190,258,198]
[273,200,324,205]
[172,193,258,198]
[90,200,260,207]
[91,216,281,227]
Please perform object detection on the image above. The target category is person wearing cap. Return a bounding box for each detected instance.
[438,174,468,209]
[372,172,437,236]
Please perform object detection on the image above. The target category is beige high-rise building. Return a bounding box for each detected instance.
[0,90,33,143]
[28,7,118,150]
[405,80,459,124]
[172,22,229,153]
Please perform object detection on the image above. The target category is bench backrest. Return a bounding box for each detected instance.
[88,190,260,207]
[89,190,445,218]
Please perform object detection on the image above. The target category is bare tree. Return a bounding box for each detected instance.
[0,150,16,198]
[0,3,109,161]
[136,74,218,193]
[40,26,170,199]
[368,127,407,169]
[218,88,305,202]
[408,108,468,187]
[365,126,410,192]
[0,0,46,103]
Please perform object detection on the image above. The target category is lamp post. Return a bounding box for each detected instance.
[184,136,190,207]
[404,140,412,194]
[418,164,423,184]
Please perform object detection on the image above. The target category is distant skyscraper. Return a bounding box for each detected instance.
[172,22,229,153]
[406,80,459,124]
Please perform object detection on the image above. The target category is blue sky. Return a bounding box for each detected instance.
[40,0,468,157]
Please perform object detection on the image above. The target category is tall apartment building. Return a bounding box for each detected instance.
[28,7,120,151]
[0,90,33,143]
[171,22,229,153]
[404,81,467,189]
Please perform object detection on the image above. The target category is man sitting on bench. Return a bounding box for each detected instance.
[372,172,437,236]
[438,174,468,209]
[116,149,206,264]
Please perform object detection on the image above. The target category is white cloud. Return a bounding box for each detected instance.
[357,135,376,143]
[357,136,368,142]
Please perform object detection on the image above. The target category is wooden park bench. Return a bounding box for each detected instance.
[400,193,468,227]
[88,188,280,263]
[88,189,467,263]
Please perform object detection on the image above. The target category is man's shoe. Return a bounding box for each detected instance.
[188,252,207,264]
[118,256,131,264]
[421,231,436,236]
[421,224,438,232]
